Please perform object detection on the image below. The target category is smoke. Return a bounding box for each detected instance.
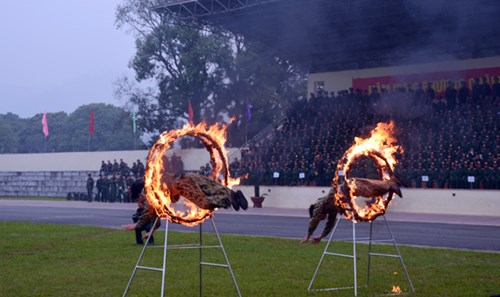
[394,0,500,65]
[372,92,432,120]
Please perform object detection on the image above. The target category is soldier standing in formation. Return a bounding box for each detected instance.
[86,174,94,202]
[95,175,104,202]
[109,175,118,203]
[101,175,110,202]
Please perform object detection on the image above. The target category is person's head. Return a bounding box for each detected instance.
[130,179,145,202]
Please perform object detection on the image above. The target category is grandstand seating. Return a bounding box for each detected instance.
[233,87,499,190]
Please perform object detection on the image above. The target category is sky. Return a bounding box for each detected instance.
[0,0,136,118]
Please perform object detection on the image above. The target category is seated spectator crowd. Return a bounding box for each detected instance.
[230,76,499,190]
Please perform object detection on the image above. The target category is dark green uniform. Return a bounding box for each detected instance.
[109,176,118,202]
[86,174,94,202]
[306,190,338,240]
[101,176,110,202]
[96,176,104,202]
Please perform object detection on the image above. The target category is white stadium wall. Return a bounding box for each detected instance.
[0,149,241,172]
[1,150,497,217]
[235,186,499,218]
[307,56,500,95]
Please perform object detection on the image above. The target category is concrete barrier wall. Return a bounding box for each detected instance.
[0,149,241,172]
[235,186,500,217]
[0,151,498,216]
[0,170,497,216]
[0,171,100,197]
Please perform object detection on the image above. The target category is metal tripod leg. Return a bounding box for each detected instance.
[123,216,168,297]
[308,215,363,294]
[308,215,414,296]
[123,216,242,297]
[367,215,415,293]
[209,217,242,297]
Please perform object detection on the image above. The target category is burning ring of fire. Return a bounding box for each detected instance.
[333,121,402,222]
[144,121,240,226]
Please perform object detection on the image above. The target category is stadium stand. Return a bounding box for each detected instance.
[232,82,499,190]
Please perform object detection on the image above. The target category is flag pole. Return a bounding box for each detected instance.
[41,112,49,152]
[89,108,95,152]
[132,107,137,150]
[245,99,251,144]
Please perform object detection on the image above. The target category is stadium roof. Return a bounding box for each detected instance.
[154,0,500,73]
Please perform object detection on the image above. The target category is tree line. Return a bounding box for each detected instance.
[114,0,307,147]
[0,104,145,153]
[1,0,307,154]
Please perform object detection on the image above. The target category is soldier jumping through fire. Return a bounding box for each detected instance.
[123,173,248,242]
[301,177,403,244]
[301,189,338,244]
[163,172,249,211]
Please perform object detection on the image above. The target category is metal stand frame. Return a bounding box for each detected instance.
[123,216,242,297]
[308,215,414,296]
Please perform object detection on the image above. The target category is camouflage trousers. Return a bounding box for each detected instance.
[172,173,232,210]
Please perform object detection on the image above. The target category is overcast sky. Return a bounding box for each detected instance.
[0,0,136,118]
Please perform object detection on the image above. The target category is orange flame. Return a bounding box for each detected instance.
[144,121,240,226]
[333,121,403,222]
[391,285,402,294]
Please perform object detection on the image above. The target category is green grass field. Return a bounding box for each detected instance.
[0,222,498,297]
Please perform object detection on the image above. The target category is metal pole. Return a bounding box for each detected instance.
[199,223,203,297]
[123,216,162,297]
[367,221,374,288]
[307,215,341,291]
[352,221,357,297]
[382,216,415,293]
[210,218,242,297]
[161,218,169,297]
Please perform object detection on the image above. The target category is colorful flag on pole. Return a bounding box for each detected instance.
[188,99,194,125]
[89,108,95,137]
[246,98,251,122]
[41,112,49,137]
[132,108,137,134]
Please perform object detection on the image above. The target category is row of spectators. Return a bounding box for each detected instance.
[99,159,145,177]
[89,154,186,202]
[230,78,499,189]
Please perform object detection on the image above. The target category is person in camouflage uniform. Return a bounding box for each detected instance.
[165,173,247,211]
[301,189,338,244]
[123,185,160,244]
[301,177,402,244]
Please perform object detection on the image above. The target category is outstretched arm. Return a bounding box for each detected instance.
[311,211,338,244]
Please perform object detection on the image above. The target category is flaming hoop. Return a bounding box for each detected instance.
[333,121,403,222]
[144,121,240,226]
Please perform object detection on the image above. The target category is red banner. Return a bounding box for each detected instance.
[352,66,500,96]
[41,112,49,137]
[188,99,194,125]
